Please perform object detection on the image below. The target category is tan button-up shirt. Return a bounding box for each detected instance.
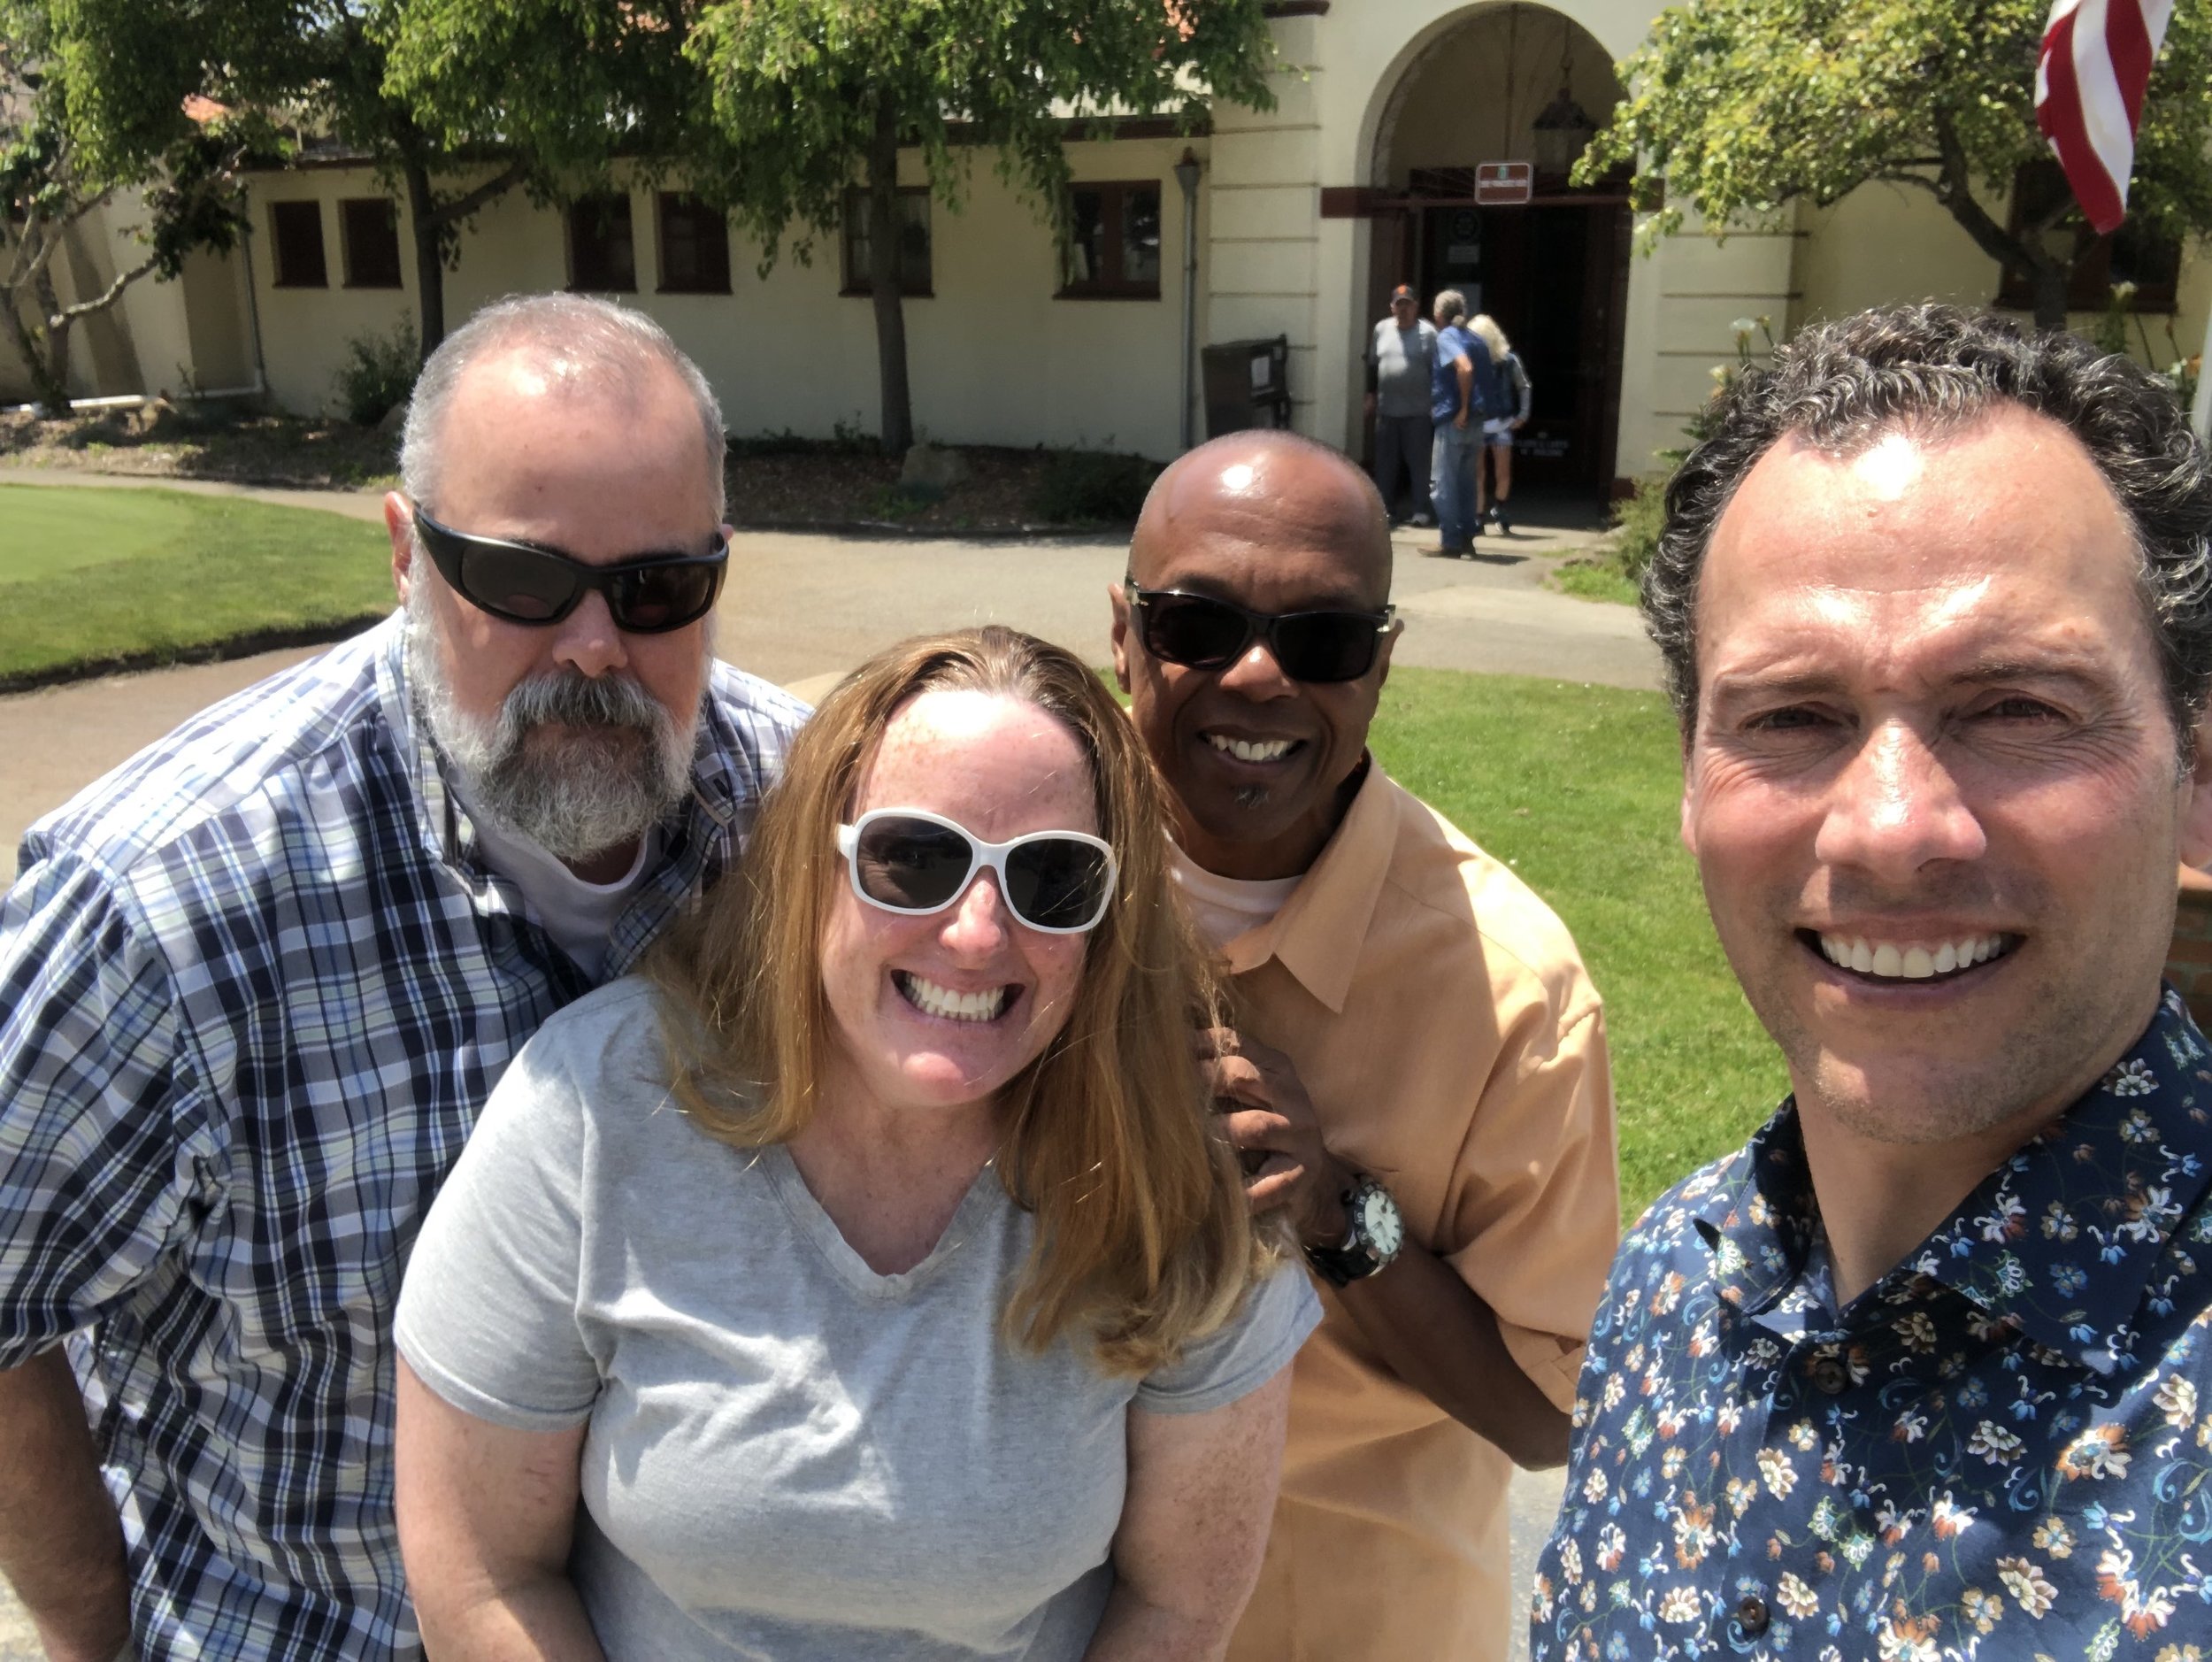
[1220,763,1619,1660]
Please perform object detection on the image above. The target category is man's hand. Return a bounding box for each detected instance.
[1198,1027,1353,1246]
[1363,392,1377,419]
[1453,410,1469,429]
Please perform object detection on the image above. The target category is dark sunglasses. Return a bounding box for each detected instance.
[411,504,728,635]
[835,809,1119,935]
[1123,581,1397,683]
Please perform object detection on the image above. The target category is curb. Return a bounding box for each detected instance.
[0,617,386,697]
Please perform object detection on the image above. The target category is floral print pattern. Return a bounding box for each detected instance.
[1532,989,2212,1659]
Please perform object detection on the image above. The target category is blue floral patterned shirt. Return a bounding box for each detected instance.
[1532,988,2212,1660]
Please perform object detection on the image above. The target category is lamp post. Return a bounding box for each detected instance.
[1174,149,1202,450]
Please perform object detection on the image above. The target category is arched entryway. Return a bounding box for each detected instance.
[1360,4,1632,498]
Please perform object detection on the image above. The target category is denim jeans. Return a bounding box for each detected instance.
[1372,412,1434,520]
[1430,420,1479,549]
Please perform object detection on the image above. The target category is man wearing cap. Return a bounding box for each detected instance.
[1363,285,1437,527]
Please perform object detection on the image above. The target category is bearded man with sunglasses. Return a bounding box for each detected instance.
[0,294,804,1661]
[1110,428,1619,1661]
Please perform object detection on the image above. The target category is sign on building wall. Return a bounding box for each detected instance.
[1474,162,1533,205]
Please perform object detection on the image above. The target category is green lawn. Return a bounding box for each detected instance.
[1548,556,1640,606]
[0,484,394,684]
[1364,666,1785,1220]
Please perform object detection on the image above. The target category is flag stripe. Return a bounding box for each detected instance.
[2036,0,2172,238]
[2072,1,2138,197]
[2105,0,2154,127]
[2039,8,2127,233]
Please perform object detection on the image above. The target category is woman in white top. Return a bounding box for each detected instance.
[393,625,1318,1660]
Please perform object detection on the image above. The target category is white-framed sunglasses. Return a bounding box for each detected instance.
[833,808,1119,935]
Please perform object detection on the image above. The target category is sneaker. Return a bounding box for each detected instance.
[1489,504,1512,533]
[1407,511,1435,529]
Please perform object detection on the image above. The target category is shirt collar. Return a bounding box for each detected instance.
[375,613,748,976]
[1215,758,1396,1013]
[1694,989,2212,1372]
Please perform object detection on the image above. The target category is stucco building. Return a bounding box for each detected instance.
[10,0,2207,498]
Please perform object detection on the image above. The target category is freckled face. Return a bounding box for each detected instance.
[819,689,1098,1116]
[1682,407,2204,1152]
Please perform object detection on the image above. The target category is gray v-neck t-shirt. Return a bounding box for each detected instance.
[396,979,1320,1660]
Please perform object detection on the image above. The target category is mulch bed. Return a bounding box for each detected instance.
[0,405,402,489]
[1,408,1141,535]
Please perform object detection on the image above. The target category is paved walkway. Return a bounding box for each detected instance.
[0,476,1615,1658]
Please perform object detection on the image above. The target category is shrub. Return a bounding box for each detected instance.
[1605,471,1670,591]
[1028,449,1163,526]
[334,321,419,427]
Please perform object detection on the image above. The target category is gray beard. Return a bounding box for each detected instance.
[404,586,702,864]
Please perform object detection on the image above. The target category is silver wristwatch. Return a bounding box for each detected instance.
[1303,1174,1406,1287]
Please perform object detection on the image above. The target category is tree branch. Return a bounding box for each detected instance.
[1929,110,2033,272]
[421,158,527,232]
[45,245,159,327]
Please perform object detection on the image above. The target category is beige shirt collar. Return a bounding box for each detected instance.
[1215,758,1396,1014]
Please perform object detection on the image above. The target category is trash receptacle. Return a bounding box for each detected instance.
[1201,336,1293,438]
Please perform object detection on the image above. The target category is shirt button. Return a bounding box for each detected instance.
[1736,1594,1771,1636]
[1810,1355,1848,1394]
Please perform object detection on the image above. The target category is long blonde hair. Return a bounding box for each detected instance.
[1470,312,1512,362]
[649,626,1268,1373]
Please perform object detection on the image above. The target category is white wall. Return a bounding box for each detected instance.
[243,139,1205,458]
[1793,176,2212,385]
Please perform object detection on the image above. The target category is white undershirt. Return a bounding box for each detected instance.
[447,774,657,981]
[1168,845,1303,950]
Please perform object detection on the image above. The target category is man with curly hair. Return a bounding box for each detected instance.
[1533,303,2212,1658]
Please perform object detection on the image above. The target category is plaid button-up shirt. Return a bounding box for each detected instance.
[0,615,806,1658]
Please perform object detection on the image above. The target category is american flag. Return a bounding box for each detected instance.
[2034,0,2175,235]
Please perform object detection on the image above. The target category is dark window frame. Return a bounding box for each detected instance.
[269,200,328,289]
[841,187,933,297]
[338,196,403,289]
[1994,160,2179,314]
[1058,180,1164,300]
[566,193,638,295]
[655,191,732,296]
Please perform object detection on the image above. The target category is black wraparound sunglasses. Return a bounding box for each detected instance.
[411,504,729,634]
[1123,581,1397,683]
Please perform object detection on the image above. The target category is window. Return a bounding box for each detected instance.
[269,200,327,289]
[567,194,637,293]
[340,196,403,289]
[1994,160,2179,313]
[841,189,932,296]
[657,193,731,295]
[1061,181,1162,299]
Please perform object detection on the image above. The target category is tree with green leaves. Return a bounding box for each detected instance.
[33,0,700,367]
[1578,0,2212,331]
[683,0,1279,453]
[375,0,708,353]
[1,2,266,412]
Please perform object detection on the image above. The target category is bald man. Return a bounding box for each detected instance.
[1109,432,1619,1659]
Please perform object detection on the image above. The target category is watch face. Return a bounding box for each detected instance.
[1359,1188,1404,1256]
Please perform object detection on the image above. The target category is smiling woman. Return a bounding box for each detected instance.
[391,625,1319,1662]
[0,484,391,688]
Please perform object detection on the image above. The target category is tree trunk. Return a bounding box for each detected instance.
[866,102,913,457]
[403,156,446,363]
[27,262,71,417]
[2029,261,2070,334]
